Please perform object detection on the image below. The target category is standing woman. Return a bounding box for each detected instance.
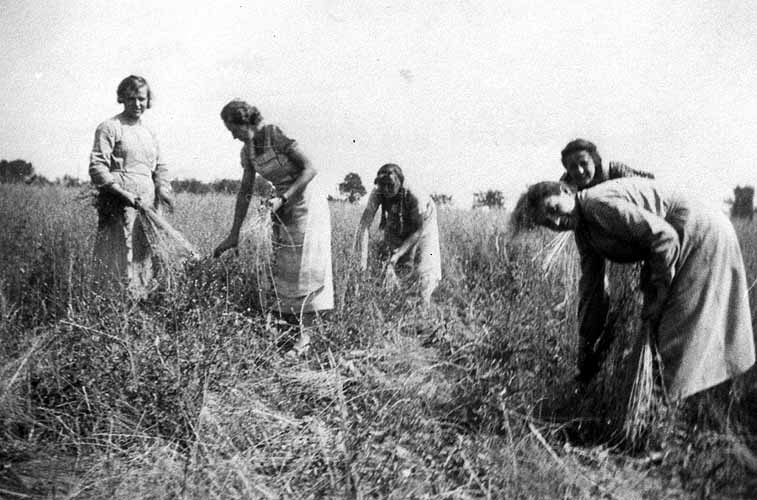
[214,100,333,353]
[560,138,654,189]
[355,164,441,305]
[522,177,755,400]
[89,75,173,297]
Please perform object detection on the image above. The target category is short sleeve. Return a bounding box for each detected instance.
[267,125,297,154]
[607,161,655,180]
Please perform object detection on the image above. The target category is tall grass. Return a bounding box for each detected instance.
[1,184,756,498]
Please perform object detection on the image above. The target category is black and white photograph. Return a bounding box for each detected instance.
[1,1,757,498]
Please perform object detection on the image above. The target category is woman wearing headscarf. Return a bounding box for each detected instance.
[89,75,173,297]
[560,138,654,189]
[355,164,441,305]
[521,177,754,400]
[214,100,333,355]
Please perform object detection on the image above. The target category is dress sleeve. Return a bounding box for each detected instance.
[607,161,655,180]
[150,130,171,192]
[582,196,679,300]
[267,125,297,154]
[89,121,118,188]
[575,231,609,356]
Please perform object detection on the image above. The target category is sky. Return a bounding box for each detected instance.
[1,0,756,208]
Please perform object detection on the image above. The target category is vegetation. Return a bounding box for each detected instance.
[339,173,368,203]
[473,189,505,209]
[1,184,756,498]
[431,193,453,206]
[731,185,755,220]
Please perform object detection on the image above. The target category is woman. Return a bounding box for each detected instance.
[523,177,754,400]
[355,164,441,305]
[89,75,173,297]
[560,138,654,189]
[213,100,333,354]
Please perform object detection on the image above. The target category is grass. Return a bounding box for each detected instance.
[1,183,756,499]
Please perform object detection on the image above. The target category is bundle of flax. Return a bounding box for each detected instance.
[538,234,666,447]
[579,262,667,447]
[137,205,200,286]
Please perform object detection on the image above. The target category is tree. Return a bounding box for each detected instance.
[338,172,367,203]
[212,178,242,194]
[59,175,82,187]
[473,190,505,209]
[430,193,453,206]
[731,185,754,220]
[0,159,34,184]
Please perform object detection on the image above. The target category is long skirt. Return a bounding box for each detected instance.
[653,201,755,399]
[92,172,156,298]
[270,178,333,317]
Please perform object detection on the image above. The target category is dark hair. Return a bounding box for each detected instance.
[560,138,602,171]
[117,75,152,108]
[509,181,568,233]
[374,163,404,186]
[220,99,263,126]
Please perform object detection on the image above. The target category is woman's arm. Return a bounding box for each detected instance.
[585,197,678,327]
[266,145,317,213]
[103,183,142,208]
[389,227,423,265]
[575,234,609,383]
[389,191,426,264]
[152,136,174,211]
[608,161,655,180]
[213,167,256,257]
[90,121,139,206]
[356,191,380,271]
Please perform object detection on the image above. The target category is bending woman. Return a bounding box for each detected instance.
[355,164,441,305]
[523,177,754,400]
[213,100,333,354]
[560,138,654,189]
[89,75,173,297]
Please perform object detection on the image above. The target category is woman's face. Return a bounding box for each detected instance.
[563,150,596,188]
[122,86,148,120]
[541,190,578,231]
[376,174,401,198]
[224,120,256,143]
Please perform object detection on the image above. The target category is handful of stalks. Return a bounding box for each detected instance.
[137,205,200,284]
[584,264,668,449]
[382,261,400,289]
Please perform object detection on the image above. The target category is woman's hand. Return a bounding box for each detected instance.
[156,187,174,212]
[129,195,143,209]
[213,235,239,258]
[388,250,400,267]
[266,196,285,212]
[642,283,667,327]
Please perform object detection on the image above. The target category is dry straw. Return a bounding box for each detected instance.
[623,328,657,444]
[137,205,200,287]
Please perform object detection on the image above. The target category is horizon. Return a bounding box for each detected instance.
[2,1,756,209]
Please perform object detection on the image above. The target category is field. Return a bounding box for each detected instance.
[1,183,757,499]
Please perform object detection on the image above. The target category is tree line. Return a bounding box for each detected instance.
[3,160,754,215]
